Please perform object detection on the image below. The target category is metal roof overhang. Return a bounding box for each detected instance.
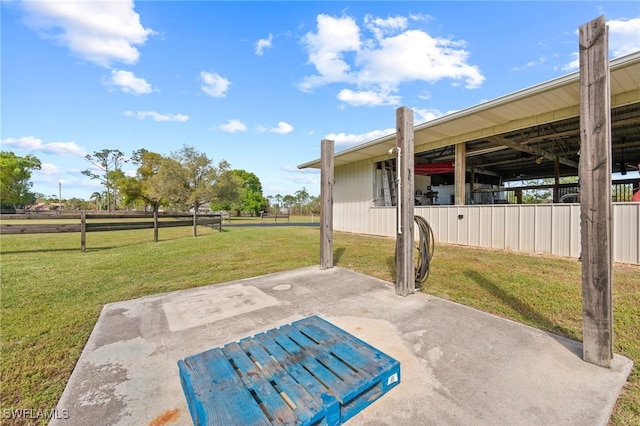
[298,51,640,171]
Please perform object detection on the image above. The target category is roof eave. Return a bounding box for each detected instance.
[298,51,640,170]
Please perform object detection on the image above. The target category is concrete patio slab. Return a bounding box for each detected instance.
[52,266,632,425]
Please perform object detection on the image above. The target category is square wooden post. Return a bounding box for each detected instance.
[579,15,613,367]
[454,143,466,205]
[320,139,334,270]
[80,210,86,252]
[395,107,415,296]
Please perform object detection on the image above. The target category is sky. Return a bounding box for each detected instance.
[2,1,639,201]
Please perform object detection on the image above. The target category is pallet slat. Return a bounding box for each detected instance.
[178,316,400,425]
[252,333,341,425]
[178,349,270,425]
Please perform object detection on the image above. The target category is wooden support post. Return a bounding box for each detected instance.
[320,139,334,270]
[455,143,466,205]
[579,15,613,367]
[80,210,86,252]
[395,107,415,296]
[469,167,475,204]
[553,159,560,203]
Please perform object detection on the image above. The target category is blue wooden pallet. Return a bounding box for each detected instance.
[178,316,401,425]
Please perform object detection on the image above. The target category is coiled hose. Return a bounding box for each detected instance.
[413,215,435,287]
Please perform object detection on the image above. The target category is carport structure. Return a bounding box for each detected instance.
[301,51,640,205]
[302,27,638,371]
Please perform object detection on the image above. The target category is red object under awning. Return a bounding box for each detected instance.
[415,162,455,175]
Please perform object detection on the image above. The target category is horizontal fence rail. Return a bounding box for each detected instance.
[0,212,222,251]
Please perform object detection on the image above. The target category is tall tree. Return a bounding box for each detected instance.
[146,156,189,210]
[90,192,103,210]
[82,149,127,212]
[229,169,266,216]
[0,151,42,209]
[282,194,296,213]
[211,164,243,213]
[119,149,167,212]
[294,187,310,214]
[272,194,283,213]
[172,145,215,215]
[161,145,232,236]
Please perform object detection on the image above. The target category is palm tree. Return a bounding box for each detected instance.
[90,192,102,211]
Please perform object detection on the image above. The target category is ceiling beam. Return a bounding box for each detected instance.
[468,166,501,177]
[488,136,578,168]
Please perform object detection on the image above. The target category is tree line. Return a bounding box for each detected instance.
[1,147,320,216]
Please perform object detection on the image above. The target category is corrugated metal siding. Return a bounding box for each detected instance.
[613,203,640,264]
[332,162,639,264]
[334,160,373,235]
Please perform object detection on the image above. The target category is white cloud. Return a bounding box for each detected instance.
[337,89,401,107]
[39,163,61,176]
[290,175,318,185]
[2,136,87,157]
[299,13,485,106]
[359,30,484,89]
[299,14,361,91]
[561,52,580,72]
[124,110,188,122]
[258,121,294,134]
[255,33,273,56]
[608,17,640,58]
[200,71,231,97]
[282,165,318,174]
[561,17,640,72]
[21,0,154,67]
[364,14,408,40]
[325,128,395,147]
[219,119,247,132]
[413,108,446,124]
[104,70,152,94]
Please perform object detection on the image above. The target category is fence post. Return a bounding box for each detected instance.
[192,209,198,238]
[80,210,86,252]
[154,210,159,242]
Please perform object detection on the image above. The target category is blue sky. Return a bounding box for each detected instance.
[2,1,639,201]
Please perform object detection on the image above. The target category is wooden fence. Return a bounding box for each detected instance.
[0,212,222,251]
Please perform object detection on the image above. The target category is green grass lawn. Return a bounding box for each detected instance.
[1,223,638,425]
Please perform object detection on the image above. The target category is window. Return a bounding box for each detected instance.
[373,160,397,206]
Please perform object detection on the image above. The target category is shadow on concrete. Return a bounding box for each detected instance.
[464,269,582,355]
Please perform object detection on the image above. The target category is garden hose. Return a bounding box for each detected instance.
[394,215,435,288]
[413,215,435,287]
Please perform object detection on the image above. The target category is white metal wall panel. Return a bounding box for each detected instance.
[479,207,493,248]
[491,206,506,249]
[613,203,640,264]
[534,205,552,254]
[457,207,469,245]
[520,206,537,253]
[332,162,639,264]
[504,206,521,251]
[551,205,572,257]
[466,207,481,247]
[334,160,373,235]
[570,205,581,258]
